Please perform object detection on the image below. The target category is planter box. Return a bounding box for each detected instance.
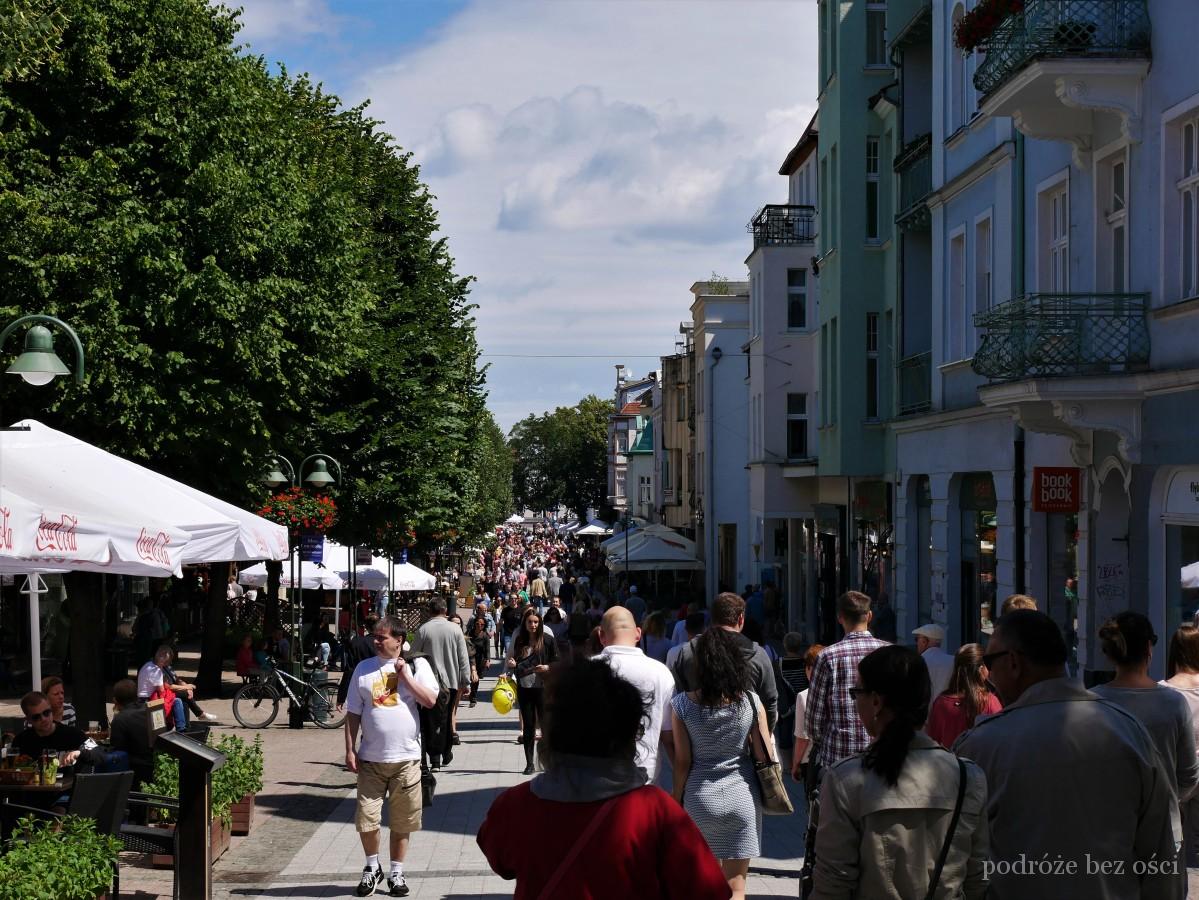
[230,793,254,836]
[150,817,230,868]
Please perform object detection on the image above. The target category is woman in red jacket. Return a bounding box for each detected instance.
[477,657,731,900]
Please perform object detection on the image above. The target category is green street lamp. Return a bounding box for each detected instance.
[262,451,342,672]
[0,315,85,387]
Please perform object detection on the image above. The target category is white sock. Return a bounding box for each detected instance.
[390,861,403,876]
[365,854,379,871]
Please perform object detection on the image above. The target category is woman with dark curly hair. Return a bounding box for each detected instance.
[670,627,768,900]
[812,645,989,899]
[478,658,730,899]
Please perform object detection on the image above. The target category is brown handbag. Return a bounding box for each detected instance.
[746,692,795,815]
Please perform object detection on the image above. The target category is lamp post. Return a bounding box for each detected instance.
[263,452,342,669]
[0,315,85,690]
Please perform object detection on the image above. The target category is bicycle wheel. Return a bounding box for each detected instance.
[233,681,281,728]
[307,681,346,730]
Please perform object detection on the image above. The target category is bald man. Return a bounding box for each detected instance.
[599,607,677,781]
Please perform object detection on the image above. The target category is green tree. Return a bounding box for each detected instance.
[509,395,612,524]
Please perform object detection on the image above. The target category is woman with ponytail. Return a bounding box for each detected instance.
[811,645,989,900]
[926,644,1003,748]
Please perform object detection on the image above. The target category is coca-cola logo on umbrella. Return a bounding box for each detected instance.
[136,528,172,566]
[0,507,12,551]
[36,514,78,553]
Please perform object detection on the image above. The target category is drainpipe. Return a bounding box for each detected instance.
[1012,130,1027,594]
[708,345,723,595]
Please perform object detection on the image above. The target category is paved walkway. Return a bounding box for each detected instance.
[113,663,806,899]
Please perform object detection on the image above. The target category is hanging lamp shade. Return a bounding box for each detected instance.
[304,458,336,488]
[6,325,70,386]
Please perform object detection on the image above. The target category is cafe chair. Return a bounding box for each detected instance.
[121,789,181,900]
[2,770,134,899]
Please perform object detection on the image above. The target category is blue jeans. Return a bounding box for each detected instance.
[170,698,186,731]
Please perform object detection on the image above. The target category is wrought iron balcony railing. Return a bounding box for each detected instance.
[897,351,932,415]
[974,0,1151,98]
[748,204,816,248]
[972,292,1149,381]
[895,134,932,230]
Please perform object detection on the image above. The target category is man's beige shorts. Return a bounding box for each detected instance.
[355,759,423,834]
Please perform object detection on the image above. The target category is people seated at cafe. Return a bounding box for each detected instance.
[161,647,218,722]
[136,644,187,731]
[39,676,76,727]
[108,679,155,789]
[11,691,103,769]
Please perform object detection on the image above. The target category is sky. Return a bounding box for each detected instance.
[232,0,819,433]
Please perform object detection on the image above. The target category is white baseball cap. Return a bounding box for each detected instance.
[912,624,945,642]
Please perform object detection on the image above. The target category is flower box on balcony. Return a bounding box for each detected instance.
[954,0,1024,52]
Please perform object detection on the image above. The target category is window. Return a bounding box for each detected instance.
[1105,154,1128,292]
[616,430,628,453]
[974,216,992,353]
[1039,184,1070,292]
[615,470,626,499]
[1180,119,1199,297]
[948,230,966,360]
[950,5,965,132]
[865,313,879,419]
[696,370,704,414]
[676,387,686,421]
[787,394,809,459]
[866,137,880,241]
[638,475,652,505]
[820,324,829,426]
[830,317,839,423]
[787,269,807,328]
[866,2,887,67]
[661,454,672,498]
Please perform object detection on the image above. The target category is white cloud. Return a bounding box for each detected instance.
[342,0,819,431]
[231,0,337,45]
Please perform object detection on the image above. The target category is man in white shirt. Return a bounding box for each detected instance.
[345,616,439,898]
[598,607,675,781]
[912,624,954,697]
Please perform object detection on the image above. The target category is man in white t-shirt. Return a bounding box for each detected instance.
[913,623,954,698]
[598,607,675,781]
[345,616,439,898]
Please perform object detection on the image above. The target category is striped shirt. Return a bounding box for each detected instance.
[804,630,888,767]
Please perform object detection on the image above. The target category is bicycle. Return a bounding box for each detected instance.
[232,659,346,730]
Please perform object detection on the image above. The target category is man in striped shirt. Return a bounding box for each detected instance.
[803,591,889,769]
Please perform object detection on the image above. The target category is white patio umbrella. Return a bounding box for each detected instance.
[238,557,345,590]
[607,534,705,571]
[1182,561,1199,590]
[392,562,436,592]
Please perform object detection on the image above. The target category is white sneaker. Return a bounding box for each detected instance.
[201,712,219,721]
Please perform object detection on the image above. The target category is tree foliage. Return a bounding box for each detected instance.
[509,395,612,524]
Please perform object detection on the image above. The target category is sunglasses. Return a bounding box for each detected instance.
[981,650,1011,669]
[29,708,53,720]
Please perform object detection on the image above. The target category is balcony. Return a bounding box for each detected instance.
[897,351,932,414]
[974,0,1150,164]
[972,293,1149,381]
[748,205,816,248]
[894,134,932,231]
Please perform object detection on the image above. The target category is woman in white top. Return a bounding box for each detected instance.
[1161,623,1199,868]
[789,643,824,791]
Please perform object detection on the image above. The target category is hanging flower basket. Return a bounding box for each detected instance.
[954,0,1023,52]
[258,487,337,537]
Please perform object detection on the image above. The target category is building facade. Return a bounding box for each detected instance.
[655,324,697,539]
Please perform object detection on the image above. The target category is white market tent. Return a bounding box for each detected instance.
[391,562,436,592]
[0,420,289,687]
[573,519,613,536]
[504,513,524,524]
[607,534,704,571]
[602,524,696,557]
[238,558,345,590]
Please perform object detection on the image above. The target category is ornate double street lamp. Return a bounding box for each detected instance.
[263,453,342,670]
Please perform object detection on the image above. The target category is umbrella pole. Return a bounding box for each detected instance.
[27,578,41,690]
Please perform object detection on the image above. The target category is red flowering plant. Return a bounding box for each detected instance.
[954,0,1024,52]
[258,487,337,537]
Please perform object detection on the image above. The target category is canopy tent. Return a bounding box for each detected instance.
[607,534,704,571]
[573,519,613,536]
[504,513,524,524]
[0,419,288,689]
[602,524,696,557]
[320,540,436,591]
[391,562,437,592]
[238,559,344,590]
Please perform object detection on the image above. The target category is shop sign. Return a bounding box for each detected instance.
[1032,467,1081,513]
[355,546,373,565]
[1165,470,1199,518]
[299,531,324,563]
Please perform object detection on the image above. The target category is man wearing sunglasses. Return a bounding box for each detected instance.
[954,610,1176,899]
[11,691,103,773]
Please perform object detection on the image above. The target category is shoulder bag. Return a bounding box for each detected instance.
[535,795,620,900]
[925,757,968,900]
[745,691,795,815]
[410,659,437,807]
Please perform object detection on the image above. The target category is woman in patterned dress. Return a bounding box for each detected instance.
[671,627,766,900]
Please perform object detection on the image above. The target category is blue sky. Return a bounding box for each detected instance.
[233,0,818,433]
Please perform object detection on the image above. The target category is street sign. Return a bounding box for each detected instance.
[299,531,324,563]
[1032,467,1081,513]
[355,546,373,565]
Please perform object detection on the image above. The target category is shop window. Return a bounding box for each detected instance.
[960,473,997,646]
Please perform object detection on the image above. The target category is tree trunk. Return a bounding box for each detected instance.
[265,559,281,635]
[197,563,229,697]
[66,572,106,727]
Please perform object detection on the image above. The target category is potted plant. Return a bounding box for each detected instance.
[258,487,337,537]
[954,0,1024,52]
[0,814,122,899]
[214,734,264,836]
